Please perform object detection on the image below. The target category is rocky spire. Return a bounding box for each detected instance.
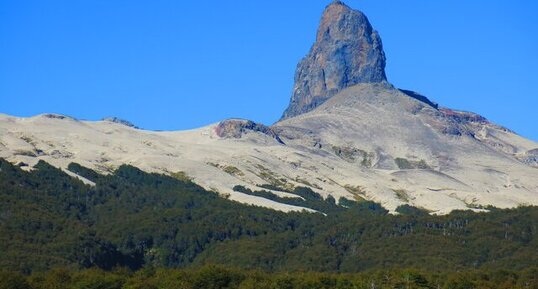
[281,1,387,119]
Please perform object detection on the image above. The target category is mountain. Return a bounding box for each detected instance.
[281,1,386,119]
[1,1,537,214]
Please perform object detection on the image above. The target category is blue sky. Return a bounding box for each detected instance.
[1,0,537,140]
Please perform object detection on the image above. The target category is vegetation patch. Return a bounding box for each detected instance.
[393,189,411,202]
[19,135,37,146]
[252,164,293,190]
[332,145,373,167]
[13,150,37,157]
[396,204,430,216]
[208,162,245,177]
[257,183,293,194]
[94,162,116,173]
[234,185,346,214]
[68,162,102,182]
[395,157,431,170]
[223,165,243,176]
[465,198,488,210]
[170,171,193,182]
[344,185,368,202]
[294,177,321,190]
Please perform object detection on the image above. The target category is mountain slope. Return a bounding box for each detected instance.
[275,83,538,212]
[0,1,537,214]
[1,98,536,214]
[2,159,537,272]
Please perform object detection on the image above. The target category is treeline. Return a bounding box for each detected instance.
[0,158,537,274]
[1,265,537,289]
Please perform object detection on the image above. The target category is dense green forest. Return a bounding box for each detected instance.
[1,158,537,287]
[1,265,537,289]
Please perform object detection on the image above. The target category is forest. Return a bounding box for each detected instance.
[2,265,537,289]
[0,158,537,287]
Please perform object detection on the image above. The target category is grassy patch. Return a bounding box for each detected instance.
[208,162,245,177]
[393,189,411,202]
[332,146,373,167]
[395,158,430,170]
[170,171,193,182]
[94,163,116,173]
[294,177,321,190]
[223,166,243,176]
[344,185,368,202]
[13,150,37,157]
[252,164,294,191]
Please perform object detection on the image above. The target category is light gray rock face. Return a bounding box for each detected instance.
[274,83,538,212]
[215,119,284,144]
[517,149,538,168]
[281,1,387,119]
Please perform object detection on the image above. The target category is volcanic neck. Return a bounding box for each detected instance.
[281,1,387,120]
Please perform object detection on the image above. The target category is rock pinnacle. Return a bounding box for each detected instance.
[281,1,387,119]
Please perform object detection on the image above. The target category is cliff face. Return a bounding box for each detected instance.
[281,1,387,119]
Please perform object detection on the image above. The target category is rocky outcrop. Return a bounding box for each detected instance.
[518,150,538,168]
[281,1,387,119]
[399,89,439,109]
[439,109,489,125]
[102,117,139,129]
[215,119,284,144]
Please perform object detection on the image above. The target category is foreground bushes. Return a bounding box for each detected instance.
[1,266,537,289]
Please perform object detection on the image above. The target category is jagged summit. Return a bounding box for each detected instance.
[327,0,348,8]
[281,1,387,119]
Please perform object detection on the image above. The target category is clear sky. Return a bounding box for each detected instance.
[1,1,537,140]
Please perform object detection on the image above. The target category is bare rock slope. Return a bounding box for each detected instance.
[275,83,538,213]
[1,1,537,214]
